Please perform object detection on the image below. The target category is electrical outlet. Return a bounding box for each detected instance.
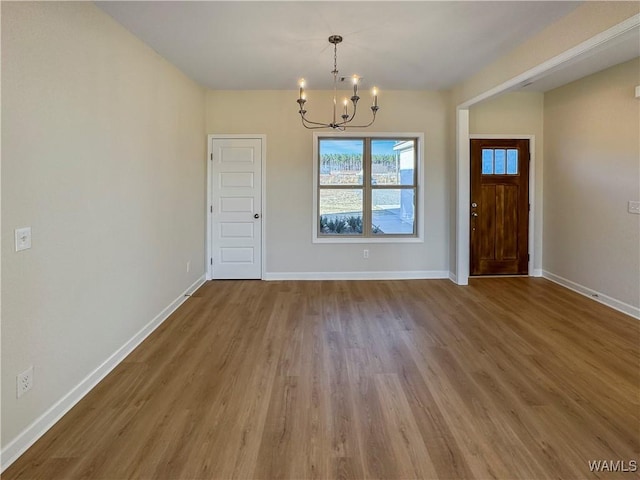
[186,261,191,273]
[628,201,640,215]
[363,249,369,259]
[15,227,32,252]
[17,366,33,398]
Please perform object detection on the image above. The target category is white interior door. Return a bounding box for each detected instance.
[210,137,262,279]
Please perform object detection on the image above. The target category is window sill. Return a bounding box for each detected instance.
[313,236,424,244]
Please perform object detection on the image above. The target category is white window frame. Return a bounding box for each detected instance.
[312,131,424,244]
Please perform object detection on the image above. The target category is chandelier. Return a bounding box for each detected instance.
[297,35,379,130]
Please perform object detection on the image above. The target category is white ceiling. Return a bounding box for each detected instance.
[96,1,584,91]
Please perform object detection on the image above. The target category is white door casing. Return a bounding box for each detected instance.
[208,136,264,279]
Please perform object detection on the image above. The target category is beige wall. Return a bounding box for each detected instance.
[206,90,451,275]
[469,93,544,273]
[543,58,640,308]
[1,2,206,448]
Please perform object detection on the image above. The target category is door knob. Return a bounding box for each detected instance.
[471,202,478,208]
[254,214,260,219]
[471,212,478,217]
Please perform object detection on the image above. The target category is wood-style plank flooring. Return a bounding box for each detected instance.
[3,278,639,479]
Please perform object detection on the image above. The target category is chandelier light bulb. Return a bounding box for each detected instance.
[298,79,306,101]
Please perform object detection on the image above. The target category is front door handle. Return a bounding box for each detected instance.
[471,212,478,217]
[254,213,260,219]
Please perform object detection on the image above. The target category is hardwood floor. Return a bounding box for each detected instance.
[3,278,639,479]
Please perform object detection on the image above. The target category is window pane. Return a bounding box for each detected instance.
[494,149,506,174]
[371,139,415,185]
[319,139,363,185]
[371,189,415,235]
[507,149,518,174]
[482,149,493,174]
[319,189,363,235]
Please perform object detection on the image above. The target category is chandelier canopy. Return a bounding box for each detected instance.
[297,35,379,130]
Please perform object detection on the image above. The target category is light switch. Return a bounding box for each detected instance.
[628,201,640,215]
[15,227,32,252]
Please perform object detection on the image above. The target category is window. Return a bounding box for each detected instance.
[482,148,519,175]
[313,133,423,242]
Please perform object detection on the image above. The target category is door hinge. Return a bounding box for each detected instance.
[210,205,213,213]
[210,153,213,161]
[528,254,530,261]
[210,258,213,265]
[528,204,531,211]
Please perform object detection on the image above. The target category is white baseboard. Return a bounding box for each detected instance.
[0,275,206,472]
[532,268,543,277]
[264,270,449,281]
[449,272,458,283]
[542,270,639,320]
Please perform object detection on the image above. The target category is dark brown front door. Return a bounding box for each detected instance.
[470,139,529,275]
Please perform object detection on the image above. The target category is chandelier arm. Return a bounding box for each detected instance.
[299,107,332,127]
[336,109,379,129]
[334,99,359,127]
[301,120,332,130]
[300,113,333,128]
[303,123,333,129]
[347,100,359,124]
[300,114,332,127]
